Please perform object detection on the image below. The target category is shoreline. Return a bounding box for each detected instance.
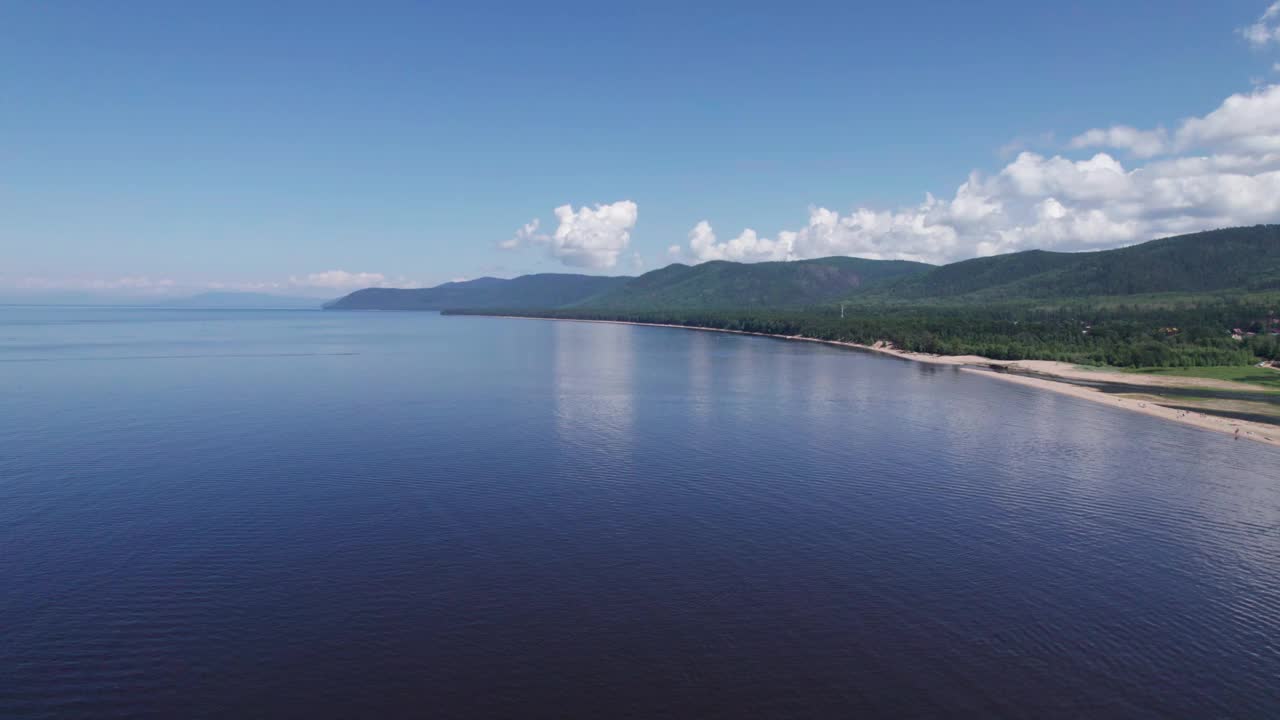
[479,314,1280,449]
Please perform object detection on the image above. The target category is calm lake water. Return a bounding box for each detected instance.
[2,307,1279,718]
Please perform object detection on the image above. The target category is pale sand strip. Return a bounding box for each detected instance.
[481,315,1280,449]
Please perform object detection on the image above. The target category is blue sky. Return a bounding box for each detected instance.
[3,1,1280,297]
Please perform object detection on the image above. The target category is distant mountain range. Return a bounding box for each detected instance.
[324,225,1280,311]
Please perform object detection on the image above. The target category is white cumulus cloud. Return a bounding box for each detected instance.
[674,220,794,262]
[1071,84,1280,157]
[672,83,1280,266]
[505,200,638,269]
[1069,125,1169,158]
[500,219,541,250]
[1174,83,1280,153]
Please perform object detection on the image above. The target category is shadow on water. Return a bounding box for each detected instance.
[913,362,947,377]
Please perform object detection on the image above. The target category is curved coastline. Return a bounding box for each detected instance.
[477,313,1280,449]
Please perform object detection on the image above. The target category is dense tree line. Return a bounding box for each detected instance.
[448,295,1280,368]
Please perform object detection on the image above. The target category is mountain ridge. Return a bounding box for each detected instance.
[579,256,933,309]
[866,225,1280,302]
[325,273,630,310]
[324,225,1280,312]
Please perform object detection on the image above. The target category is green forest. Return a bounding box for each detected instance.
[449,295,1280,368]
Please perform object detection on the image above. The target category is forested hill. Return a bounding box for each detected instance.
[582,256,933,309]
[325,225,1280,311]
[324,273,630,310]
[324,256,932,311]
[866,225,1280,301]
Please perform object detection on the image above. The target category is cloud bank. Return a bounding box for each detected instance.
[286,270,422,291]
[671,83,1280,266]
[504,200,638,269]
[5,270,425,297]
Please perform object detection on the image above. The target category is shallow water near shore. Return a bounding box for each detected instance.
[2,306,1279,718]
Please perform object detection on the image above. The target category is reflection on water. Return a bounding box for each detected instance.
[553,321,635,456]
[687,330,715,421]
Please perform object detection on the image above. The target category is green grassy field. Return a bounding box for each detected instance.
[1126,365,1280,391]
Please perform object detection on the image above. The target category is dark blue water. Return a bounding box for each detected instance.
[2,307,1279,718]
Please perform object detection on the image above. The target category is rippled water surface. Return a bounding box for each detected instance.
[2,307,1279,718]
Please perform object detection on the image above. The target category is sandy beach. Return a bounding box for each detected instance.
[487,314,1280,449]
